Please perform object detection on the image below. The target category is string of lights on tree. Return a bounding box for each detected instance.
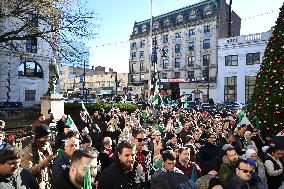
[91,9,277,48]
[248,2,284,135]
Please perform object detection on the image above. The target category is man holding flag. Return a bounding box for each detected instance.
[54,148,98,189]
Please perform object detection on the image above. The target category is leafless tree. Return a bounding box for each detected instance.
[0,0,99,61]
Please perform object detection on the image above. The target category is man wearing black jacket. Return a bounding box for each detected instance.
[98,140,143,189]
[54,148,98,189]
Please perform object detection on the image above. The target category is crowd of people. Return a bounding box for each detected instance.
[0,102,283,189]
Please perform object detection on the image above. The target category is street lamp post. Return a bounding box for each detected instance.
[148,0,153,101]
[82,60,86,100]
[207,62,210,101]
[115,72,118,96]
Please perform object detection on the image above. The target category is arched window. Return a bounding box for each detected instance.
[18,61,43,78]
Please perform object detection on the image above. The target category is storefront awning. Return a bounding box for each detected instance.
[100,90,112,95]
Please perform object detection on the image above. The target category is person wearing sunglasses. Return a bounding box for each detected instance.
[224,159,252,189]
[21,124,55,189]
[131,128,153,188]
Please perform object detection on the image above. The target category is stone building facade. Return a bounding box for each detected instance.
[217,32,271,104]
[0,44,54,106]
[129,0,241,101]
[60,72,129,98]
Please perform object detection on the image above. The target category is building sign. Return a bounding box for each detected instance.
[185,93,193,102]
[245,34,262,41]
[190,77,207,82]
[226,37,238,44]
[160,78,187,83]
[160,77,208,83]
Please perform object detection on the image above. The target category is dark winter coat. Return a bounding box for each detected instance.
[197,142,221,174]
[51,153,70,189]
[53,168,77,189]
[98,160,142,189]
[0,168,39,189]
[224,175,251,189]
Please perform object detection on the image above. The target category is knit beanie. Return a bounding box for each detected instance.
[246,158,256,167]
[34,124,51,139]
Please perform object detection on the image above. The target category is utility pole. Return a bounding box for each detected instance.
[207,63,210,101]
[82,60,86,100]
[115,72,118,96]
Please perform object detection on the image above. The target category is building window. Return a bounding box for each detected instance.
[18,61,43,78]
[203,39,210,49]
[175,33,181,40]
[28,13,38,26]
[204,25,210,34]
[139,51,144,59]
[176,15,183,24]
[224,76,237,102]
[188,71,194,79]
[162,73,167,79]
[175,44,181,53]
[188,42,194,51]
[133,27,138,34]
[225,55,238,66]
[162,46,169,57]
[175,58,181,68]
[162,35,168,43]
[204,7,212,16]
[25,90,36,101]
[188,56,195,67]
[246,52,260,65]
[163,59,169,69]
[140,62,145,71]
[131,52,136,60]
[142,25,147,32]
[131,42,136,50]
[131,64,135,72]
[245,76,256,103]
[202,68,209,78]
[164,19,170,27]
[154,21,159,29]
[131,75,135,82]
[189,10,196,19]
[203,54,210,66]
[189,29,195,37]
[140,40,145,48]
[174,72,180,78]
[26,37,37,53]
[140,74,145,81]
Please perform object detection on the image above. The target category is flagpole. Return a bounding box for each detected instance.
[148,0,153,101]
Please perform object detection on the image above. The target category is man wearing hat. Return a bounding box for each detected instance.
[21,124,55,189]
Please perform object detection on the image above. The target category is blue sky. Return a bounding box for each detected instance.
[85,0,283,73]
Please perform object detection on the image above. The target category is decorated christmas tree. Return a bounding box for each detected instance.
[248,3,284,136]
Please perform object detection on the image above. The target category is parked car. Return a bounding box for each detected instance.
[125,99,135,104]
[224,102,245,111]
[0,102,24,108]
[87,99,97,104]
[136,101,148,109]
[201,102,211,111]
